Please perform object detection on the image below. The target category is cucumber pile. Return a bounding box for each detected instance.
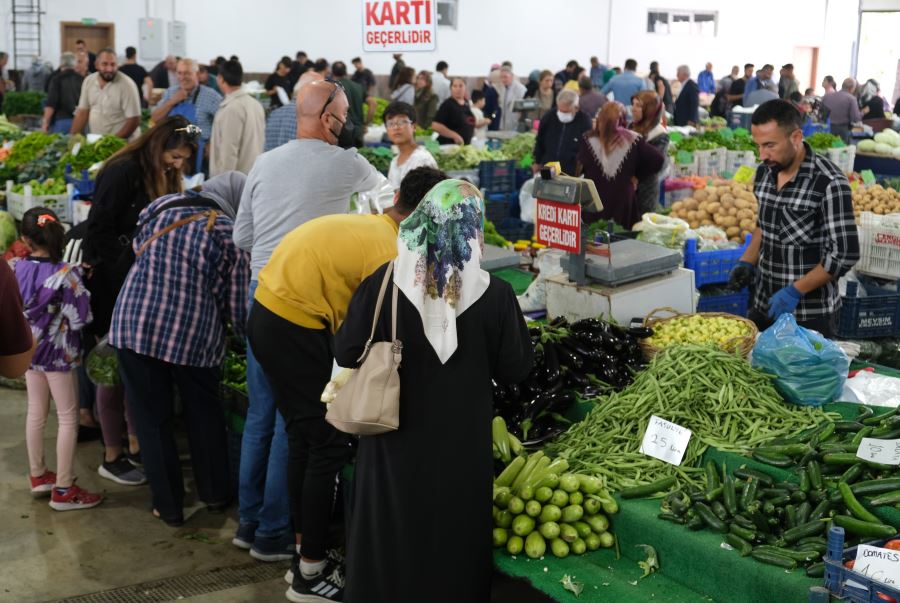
[492,449,619,560]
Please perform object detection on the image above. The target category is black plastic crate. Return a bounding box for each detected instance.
[496,217,534,242]
[478,160,517,194]
[836,281,900,339]
[484,192,516,224]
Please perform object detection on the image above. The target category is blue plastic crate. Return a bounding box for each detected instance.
[478,160,517,194]
[836,280,900,339]
[515,168,531,192]
[802,119,831,137]
[484,191,517,224]
[825,526,900,603]
[696,288,749,316]
[684,234,752,287]
[64,165,96,198]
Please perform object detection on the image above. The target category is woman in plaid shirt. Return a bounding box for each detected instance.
[729,100,859,336]
[109,172,250,526]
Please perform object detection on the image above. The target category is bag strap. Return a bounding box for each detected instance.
[135,210,218,257]
[391,279,398,343]
[357,262,394,363]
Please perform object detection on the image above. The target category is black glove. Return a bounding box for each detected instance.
[728,261,755,290]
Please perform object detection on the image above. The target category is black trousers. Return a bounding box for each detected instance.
[247,303,352,560]
[116,348,230,523]
[748,308,835,339]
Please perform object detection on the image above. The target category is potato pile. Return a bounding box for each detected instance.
[669,181,758,243]
[852,184,900,222]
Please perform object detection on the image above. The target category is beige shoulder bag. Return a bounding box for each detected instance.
[326,262,402,435]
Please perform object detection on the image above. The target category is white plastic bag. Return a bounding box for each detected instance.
[517,248,565,312]
[842,371,900,408]
[638,213,690,249]
[519,177,537,223]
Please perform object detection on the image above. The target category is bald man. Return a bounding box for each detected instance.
[231,78,385,566]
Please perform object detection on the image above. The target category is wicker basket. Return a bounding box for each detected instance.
[640,306,758,360]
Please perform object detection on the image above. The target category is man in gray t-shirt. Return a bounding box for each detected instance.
[230,80,384,567]
[234,81,385,280]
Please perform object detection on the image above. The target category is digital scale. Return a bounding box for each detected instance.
[532,174,682,287]
[531,171,695,323]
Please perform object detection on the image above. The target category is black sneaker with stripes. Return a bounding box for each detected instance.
[285,560,344,602]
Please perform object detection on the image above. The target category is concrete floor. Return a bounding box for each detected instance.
[0,385,553,603]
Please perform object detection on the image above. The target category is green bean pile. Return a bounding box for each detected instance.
[546,345,839,492]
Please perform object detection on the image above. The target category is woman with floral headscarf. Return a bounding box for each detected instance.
[335,179,533,603]
[577,101,665,228]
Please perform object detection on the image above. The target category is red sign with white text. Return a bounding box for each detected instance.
[362,1,436,52]
[536,199,581,254]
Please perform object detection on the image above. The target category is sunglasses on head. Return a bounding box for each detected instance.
[320,79,344,119]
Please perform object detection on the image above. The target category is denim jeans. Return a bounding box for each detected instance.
[238,281,291,538]
[50,119,72,134]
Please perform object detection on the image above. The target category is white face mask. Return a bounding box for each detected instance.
[557,110,575,123]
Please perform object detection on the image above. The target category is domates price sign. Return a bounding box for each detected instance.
[363,0,437,52]
[536,199,582,254]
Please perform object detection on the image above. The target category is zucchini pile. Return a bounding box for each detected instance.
[492,317,646,447]
[492,450,619,560]
[658,407,900,575]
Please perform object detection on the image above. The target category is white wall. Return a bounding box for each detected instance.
[0,0,859,88]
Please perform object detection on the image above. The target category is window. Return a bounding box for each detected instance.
[437,0,458,29]
[646,10,718,36]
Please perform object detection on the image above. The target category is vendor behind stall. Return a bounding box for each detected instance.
[729,100,859,337]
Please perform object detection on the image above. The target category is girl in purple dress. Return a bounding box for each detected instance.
[11,208,102,511]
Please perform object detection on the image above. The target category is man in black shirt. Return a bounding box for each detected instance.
[150,55,178,89]
[266,57,293,109]
[289,51,312,89]
[728,63,754,107]
[351,57,376,95]
[118,46,151,107]
[42,52,83,133]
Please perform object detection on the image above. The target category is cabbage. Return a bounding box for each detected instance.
[875,132,894,145]
[894,146,900,158]
[0,211,16,253]
[858,139,877,152]
[875,143,893,155]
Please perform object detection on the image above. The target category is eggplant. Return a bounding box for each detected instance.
[627,326,654,339]
[564,368,588,388]
[506,383,521,402]
[546,391,575,414]
[548,316,569,328]
[542,342,560,383]
[556,343,584,370]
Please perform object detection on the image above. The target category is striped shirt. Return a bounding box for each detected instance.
[109,193,250,367]
[753,142,859,320]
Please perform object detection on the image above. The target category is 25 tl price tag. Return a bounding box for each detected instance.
[640,415,692,466]
[856,438,900,466]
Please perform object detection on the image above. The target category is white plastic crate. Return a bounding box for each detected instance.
[671,157,699,178]
[695,147,727,177]
[5,180,74,222]
[724,150,757,175]
[826,146,856,175]
[857,211,900,280]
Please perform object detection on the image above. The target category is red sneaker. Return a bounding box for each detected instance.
[49,483,103,511]
[30,471,57,496]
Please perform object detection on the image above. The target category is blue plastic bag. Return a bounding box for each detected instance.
[751,314,849,406]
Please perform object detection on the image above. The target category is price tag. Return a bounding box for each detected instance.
[853,545,900,588]
[640,415,692,466]
[71,142,81,157]
[856,438,900,465]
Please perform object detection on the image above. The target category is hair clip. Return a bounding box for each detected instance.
[175,124,202,137]
[37,213,57,227]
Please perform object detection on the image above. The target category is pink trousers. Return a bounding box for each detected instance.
[25,369,79,487]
